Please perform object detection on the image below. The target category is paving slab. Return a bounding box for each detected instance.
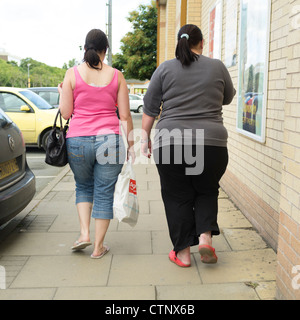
[117,213,168,231]
[218,210,253,228]
[52,182,76,192]
[196,249,277,284]
[223,228,269,251]
[0,288,56,300]
[105,231,152,255]
[108,255,201,286]
[255,281,277,300]
[54,286,156,300]
[10,255,112,288]
[30,200,77,216]
[149,200,165,215]
[0,232,78,256]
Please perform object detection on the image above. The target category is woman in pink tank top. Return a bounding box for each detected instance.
[58,29,134,259]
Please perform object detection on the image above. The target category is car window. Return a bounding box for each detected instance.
[129,95,139,100]
[20,90,53,110]
[39,91,60,106]
[0,92,31,113]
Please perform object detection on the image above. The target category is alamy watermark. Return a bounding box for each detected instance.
[0,266,5,290]
[94,126,205,175]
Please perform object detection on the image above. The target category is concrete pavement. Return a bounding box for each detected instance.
[0,160,277,300]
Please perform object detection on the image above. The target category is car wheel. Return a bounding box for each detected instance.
[137,106,143,114]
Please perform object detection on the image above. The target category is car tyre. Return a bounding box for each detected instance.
[137,105,143,114]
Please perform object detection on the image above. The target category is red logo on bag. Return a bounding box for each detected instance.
[129,179,137,195]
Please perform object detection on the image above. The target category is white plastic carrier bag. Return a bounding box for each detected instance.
[113,160,139,227]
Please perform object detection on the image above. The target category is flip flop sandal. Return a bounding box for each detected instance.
[71,241,92,251]
[198,245,218,264]
[91,246,110,259]
[169,250,191,268]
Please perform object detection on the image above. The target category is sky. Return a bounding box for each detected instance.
[0,0,152,68]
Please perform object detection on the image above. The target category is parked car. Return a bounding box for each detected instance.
[0,87,64,150]
[129,94,144,113]
[29,87,60,108]
[0,108,35,225]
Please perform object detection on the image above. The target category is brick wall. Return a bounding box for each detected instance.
[221,0,289,250]
[166,0,177,60]
[187,0,201,25]
[157,3,167,65]
[276,0,300,300]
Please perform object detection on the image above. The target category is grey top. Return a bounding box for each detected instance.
[143,55,236,148]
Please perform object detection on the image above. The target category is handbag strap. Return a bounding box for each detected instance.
[53,109,70,129]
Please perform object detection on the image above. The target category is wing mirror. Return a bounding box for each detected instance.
[20,105,31,112]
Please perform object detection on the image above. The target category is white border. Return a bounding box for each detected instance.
[236,0,272,143]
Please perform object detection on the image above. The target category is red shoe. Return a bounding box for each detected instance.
[169,250,191,268]
[198,245,218,264]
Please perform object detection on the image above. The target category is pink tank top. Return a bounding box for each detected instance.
[67,66,120,138]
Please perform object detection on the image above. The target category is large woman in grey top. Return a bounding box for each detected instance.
[143,46,236,148]
[142,24,236,267]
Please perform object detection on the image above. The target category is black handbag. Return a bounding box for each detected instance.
[45,109,70,167]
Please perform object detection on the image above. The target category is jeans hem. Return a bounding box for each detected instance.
[92,210,113,220]
[76,198,93,204]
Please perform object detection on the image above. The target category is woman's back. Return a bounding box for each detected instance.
[157,55,230,118]
[143,55,235,147]
[67,63,120,138]
[76,63,116,87]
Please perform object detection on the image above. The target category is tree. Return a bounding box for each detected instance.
[62,58,77,70]
[0,57,65,87]
[112,1,157,80]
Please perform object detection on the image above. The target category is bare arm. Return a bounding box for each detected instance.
[58,68,75,120]
[141,113,155,158]
[117,71,135,161]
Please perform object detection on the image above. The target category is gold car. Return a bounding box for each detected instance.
[0,87,63,150]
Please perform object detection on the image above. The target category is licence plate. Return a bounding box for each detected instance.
[0,159,19,180]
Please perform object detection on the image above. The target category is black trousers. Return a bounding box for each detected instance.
[155,145,228,252]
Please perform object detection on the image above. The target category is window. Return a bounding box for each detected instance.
[39,91,60,107]
[0,93,31,113]
[236,0,271,143]
[20,90,53,110]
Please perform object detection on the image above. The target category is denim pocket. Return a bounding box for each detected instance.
[67,143,85,164]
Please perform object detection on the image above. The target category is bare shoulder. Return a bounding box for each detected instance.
[116,69,125,82]
[64,67,76,89]
[65,67,76,79]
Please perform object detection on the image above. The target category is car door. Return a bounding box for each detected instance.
[0,92,36,143]
[40,91,60,108]
[129,95,139,111]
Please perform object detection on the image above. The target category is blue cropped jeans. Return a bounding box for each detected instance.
[66,134,125,219]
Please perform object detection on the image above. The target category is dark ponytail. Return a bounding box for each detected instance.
[175,24,203,67]
[83,29,109,70]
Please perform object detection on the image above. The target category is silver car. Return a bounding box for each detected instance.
[29,87,60,108]
[0,108,35,225]
[129,94,144,113]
